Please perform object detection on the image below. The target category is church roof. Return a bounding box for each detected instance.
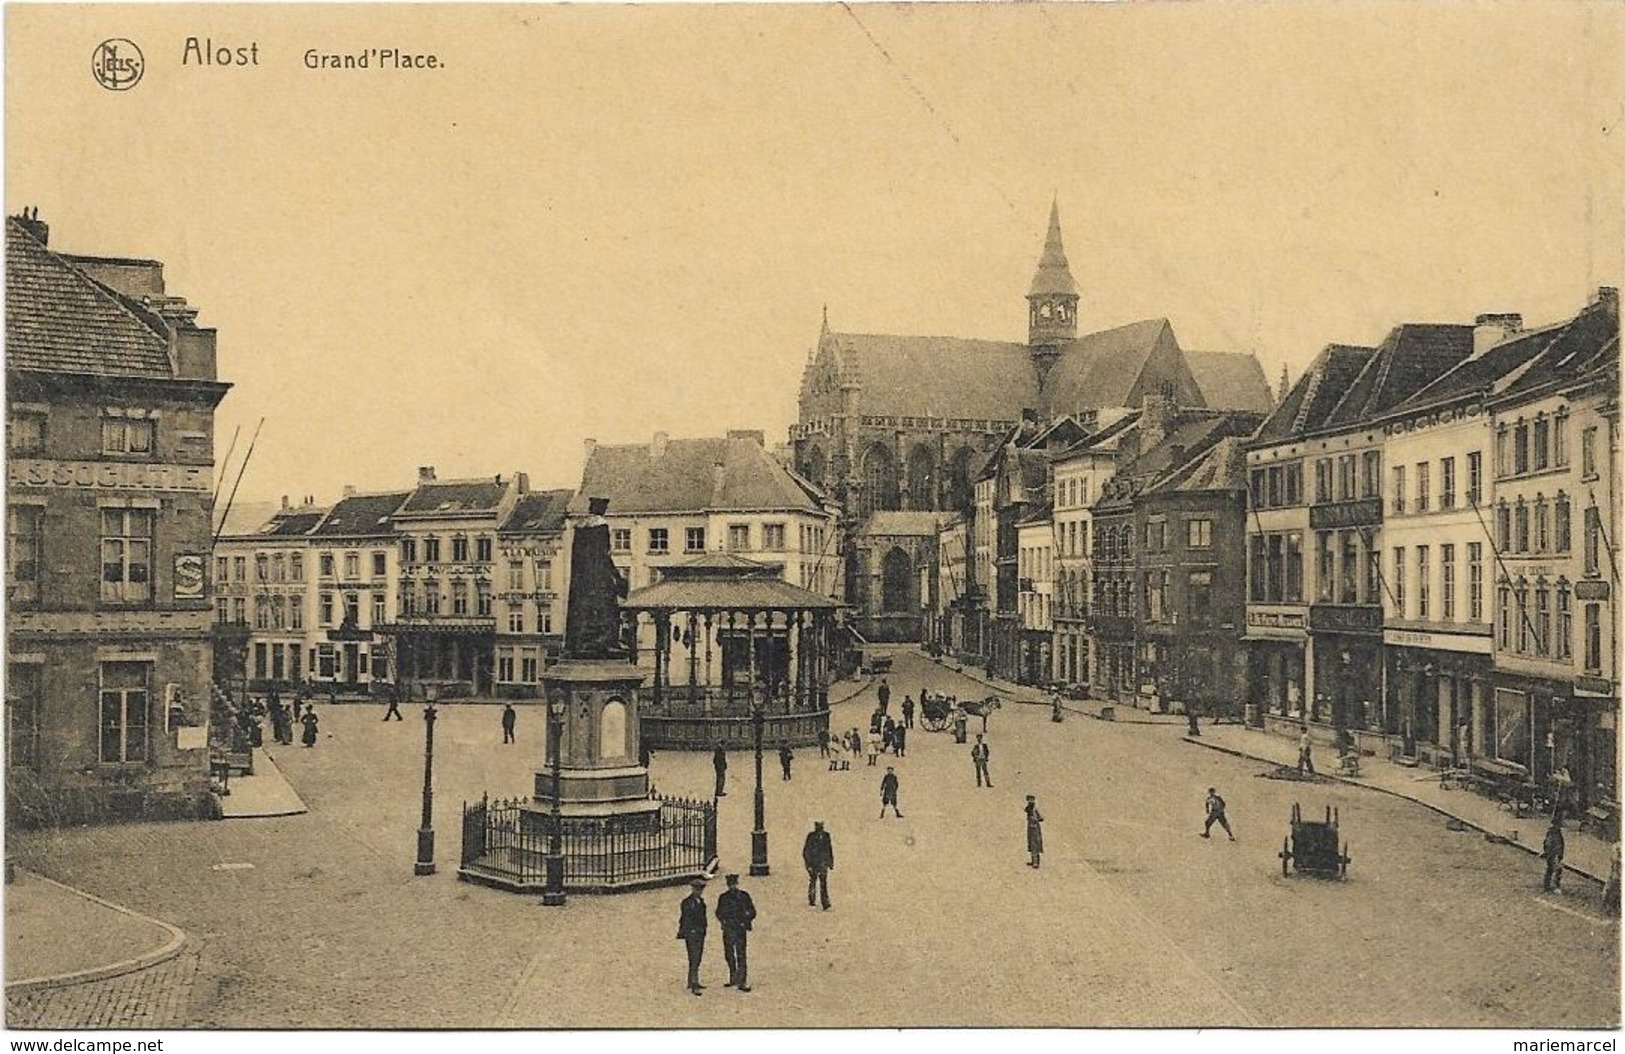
[1039,318,1173,411]
[830,332,1037,419]
[1185,351,1275,414]
[575,435,824,514]
[1028,199,1080,298]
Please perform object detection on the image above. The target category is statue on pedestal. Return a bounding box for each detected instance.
[564,496,630,661]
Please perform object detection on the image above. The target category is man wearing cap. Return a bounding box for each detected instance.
[715,874,757,992]
[676,877,709,995]
[879,766,903,818]
[802,820,835,909]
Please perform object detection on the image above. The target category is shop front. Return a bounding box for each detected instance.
[1244,607,1306,724]
[1385,627,1492,766]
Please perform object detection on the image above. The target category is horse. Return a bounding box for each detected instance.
[961,695,1003,732]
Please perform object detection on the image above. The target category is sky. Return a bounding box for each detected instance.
[7,3,1623,508]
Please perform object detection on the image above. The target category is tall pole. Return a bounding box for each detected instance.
[414,694,437,876]
[542,701,567,906]
[750,696,770,876]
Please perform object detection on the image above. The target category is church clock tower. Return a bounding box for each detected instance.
[1027,198,1080,380]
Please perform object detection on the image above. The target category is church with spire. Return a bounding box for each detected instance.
[791,199,1274,524]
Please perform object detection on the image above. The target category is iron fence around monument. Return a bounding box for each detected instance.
[459,792,717,893]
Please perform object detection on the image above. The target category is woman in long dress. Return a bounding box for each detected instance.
[300,708,319,748]
[1025,795,1044,868]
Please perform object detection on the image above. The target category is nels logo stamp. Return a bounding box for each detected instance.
[92,38,144,91]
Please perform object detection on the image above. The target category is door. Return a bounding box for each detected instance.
[343,644,360,685]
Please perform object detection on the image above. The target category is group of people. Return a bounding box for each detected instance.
[263,690,319,748]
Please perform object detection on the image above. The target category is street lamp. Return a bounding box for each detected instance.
[413,684,439,876]
[749,693,770,877]
[542,699,567,906]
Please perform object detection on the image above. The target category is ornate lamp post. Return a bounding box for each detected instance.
[413,684,439,876]
[542,698,567,906]
[749,692,770,876]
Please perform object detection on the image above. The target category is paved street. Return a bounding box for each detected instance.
[10,649,1618,1028]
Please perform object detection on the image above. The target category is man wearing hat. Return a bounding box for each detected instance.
[715,874,757,992]
[676,877,709,995]
[802,820,835,909]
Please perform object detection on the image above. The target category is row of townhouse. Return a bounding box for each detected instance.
[1243,288,1619,812]
[216,430,843,700]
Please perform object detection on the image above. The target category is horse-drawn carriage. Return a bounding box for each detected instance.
[1279,802,1351,879]
[918,691,1003,733]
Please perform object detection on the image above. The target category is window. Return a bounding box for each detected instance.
[1556,583,1572,660]
[1534,498,1549,553]
[1392,466,1406,513]
[727,524,750,551]
[291,552,306,582]
[216,597,230,623]
[1339,531,1359,604]
[320,592,334,626]
[101,417,154,456]
[476,536,493,562]
[401,538,417,564]
[1495,502,1511,552]
[1415,462,1430,513]
[1555,494,1572,552]
[255,554,269,584]
[1285,464,1302,506]
[344,552,360,580]
[763,523,786,551]
[1554,409,1569,467]
[1366,537,1381,604]
[426,581,442,615]
[452,581,469,615]
[1361,451,1381,499]
[7,664,40,768]
[1535,584,1550,656]
[1187,519,1212,548]
[1497,582,1511,647]
[1533,415,1550,471]
[508,606,525,633]
[498,651,515,682]
[9,411,45,454]
[508,561,524,590]
[1285,533,1303,602]
[452,535,469,562]
[1495,425,1510,478]
[8,505,43,606]
[1145,572,1163,622]
[320,552,335,578]
[649,528,670,554]
[1514,501,1529,553]
[1393,548,1406,616]
[271,554,286,582]
[1436,544,1455,621]
[1514,419,1530,475]
[1250,469,1265,510]
[611,529,631,552]
[98,662,149,763]
[372,551,387,578]
[535,561,552,592]
[272,644,286,681]
[254,596,271,629]
[1585,604,1603,673]
[1585,507,1602,575]
[345,592,361,625]
[685,527,706,552]
[216,555,229,585]
[1337,455,1356,502]
[1315,459,1333,503]
[1316,532,1335,603]
[1417,547,1430,620]
[100,508,154,603]
[290,599,304,630]
[1582,427,1598,479]
[424,537,441,563]
[1466,452,1482,506]
[372,593,386,626]
[477,582,492,617]
[1440,458,1455,510]
[232,597,246,624]
[1189,570,1213,624]
[521,649,540,683]
[1515,580,1530,653]
[539,611,553,635]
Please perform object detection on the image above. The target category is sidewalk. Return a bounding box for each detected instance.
[1187,722,1618,886]
[220,747,308,818]
[921,652,1184,725]
[5,871,186,991]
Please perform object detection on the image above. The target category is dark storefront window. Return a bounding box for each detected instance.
[1492,688,1530,766]
[99,662,150,764]
[8,504,43,607]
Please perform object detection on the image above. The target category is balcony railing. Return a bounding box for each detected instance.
[1309,498,1383,530]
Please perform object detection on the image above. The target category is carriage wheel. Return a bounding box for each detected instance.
[924,714,948,733]
[1281,836,1291,877]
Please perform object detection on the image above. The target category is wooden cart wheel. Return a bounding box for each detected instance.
[1281,836,1291,877]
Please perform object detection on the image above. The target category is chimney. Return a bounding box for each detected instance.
[280,495,290,512]
[513,472,530,494]
[417,466,436,483]
[1473,313,1522,356]
[342,484,357,498]
[1140,393,1172,450]
[712,460,727,499]
[12,206,47,246]
[651,431,669,458]
[583,438,597,463]
[1596,286,1619,309]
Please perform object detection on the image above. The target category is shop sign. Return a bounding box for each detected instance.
[1382,401,1481,437]
[1383,628,1492,653]
[9,457,210,492]
[498,591,556,602]
[499,545,557,559]
[173,554,205,600]
[1574,580,1610,601]
[1247,610,1306,629]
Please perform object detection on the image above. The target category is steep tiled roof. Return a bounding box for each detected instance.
[399,478,508,515]
[832,332,1037,419]
[313,492,408,536]
[1390,323,1560,413]
[1324,324,1473,426]
[1040,318,1177,412]
[1054,410,1143,460]
[6,218,173,378]
[1251,344,1374,444]
[1185,351,1274,414]
[1489,295,1620,404]
[1150,436,1248,494]
[860,511,953,537]
[575,436,823,515]
[1096,413,1259,507]
[500,489,574,534]
[261,510,326,537]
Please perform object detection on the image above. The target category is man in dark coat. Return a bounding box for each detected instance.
[383,685,403,722]
[712,745,728,797]
[1201,787,1234,840]
[779,745,793,781]
[1542,817,1566,892]
[501,703,517,744]
[879,767,903,818]
[971,734,992,787]
[893,723,907,757]
[902,695,915,729]
[877,679,891,715]
[802,820,835,909]
[676,878,709,994]
[715,874,757,992]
